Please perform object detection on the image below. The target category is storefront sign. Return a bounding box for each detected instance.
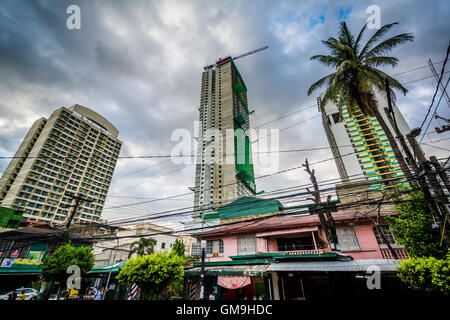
[27,251,44,259]
[13,258,42,265]
[1,258,15,267]
[10,249,20,257]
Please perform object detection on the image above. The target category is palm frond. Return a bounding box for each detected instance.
[307,73,336,96]
[359,22,399,58]
[354,24,367,54]
[367,67,408,95]
[338,22,355,49]
[310,55,342,68]
[364,56,399,67]
[363,33,414,59]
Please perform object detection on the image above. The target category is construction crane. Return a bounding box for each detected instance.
[203,45,269,70]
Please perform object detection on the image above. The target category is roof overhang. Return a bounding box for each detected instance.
[256,226,318,238]
[267,259,400,272]
[184,264,269,277]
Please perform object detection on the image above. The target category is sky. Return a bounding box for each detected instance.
[0,0,449,230]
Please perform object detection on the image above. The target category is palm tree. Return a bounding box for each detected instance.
[308,22,414,187]
[128,237,157,258]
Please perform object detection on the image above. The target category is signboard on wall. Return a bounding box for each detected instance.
[0,258,42,267]
[1,258,14,267]
[28,251,44,259]
[10,249,20,258]
[13,258,42,265]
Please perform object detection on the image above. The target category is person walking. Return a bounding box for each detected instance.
[7,289,17,301]
[94,286,104,300]
[17,289,26,300]
[209,289,216,301]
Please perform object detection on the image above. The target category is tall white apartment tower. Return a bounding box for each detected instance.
[320,89,420,191]
[193,56,256,214]
[0,104,122,224]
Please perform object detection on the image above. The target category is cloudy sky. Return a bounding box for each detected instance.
[0,0,449,230]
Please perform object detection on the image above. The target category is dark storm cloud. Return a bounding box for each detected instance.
[0,0,449,225]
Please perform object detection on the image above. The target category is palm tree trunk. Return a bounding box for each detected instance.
[372,106,413,185]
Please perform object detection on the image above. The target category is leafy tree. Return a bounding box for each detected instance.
[397,254,450,295]
[128,237,157,258]
[41,244,94,297]
[385,191,447,259]
[171,238,185,258]
[117,252,184,300]
[307,21,414,181]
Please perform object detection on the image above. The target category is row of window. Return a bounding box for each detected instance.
[190,226,398,257]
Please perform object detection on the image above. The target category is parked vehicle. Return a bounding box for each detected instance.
[0,288,38,300]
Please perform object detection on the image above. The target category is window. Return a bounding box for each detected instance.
[0,241,31,258]
[277,236,314,251]
[237,235,256,255]
[206,240,224,256]
[373,225,397,245]
[336,227,361,251]
[161,242,166,249]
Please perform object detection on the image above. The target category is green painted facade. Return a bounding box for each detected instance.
[216,197,283,220]
[0,207,23,229]
[231,59,256,193]
[340,96,409,191]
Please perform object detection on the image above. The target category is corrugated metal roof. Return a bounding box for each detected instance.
[267,259,400,272]
[199,210,397,237]
[217,197,283,220]
[256,226,318,237]
[184,264,269,276]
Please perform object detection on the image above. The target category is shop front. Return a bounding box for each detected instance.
[183,264,272,300]
[267,259,410,300]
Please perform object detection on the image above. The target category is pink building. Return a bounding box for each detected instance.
[199,210,407,262]
[184,197,409,300]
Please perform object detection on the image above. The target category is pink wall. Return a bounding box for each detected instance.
[205,236,237,262]
[341,225,383,259]
[203,224,387,261]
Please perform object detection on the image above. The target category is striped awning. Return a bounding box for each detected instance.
[267,259,400,272]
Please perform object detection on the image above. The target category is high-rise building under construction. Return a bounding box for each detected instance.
[320,89,418,191]
[193,56,256,213]
[0,104,122,224]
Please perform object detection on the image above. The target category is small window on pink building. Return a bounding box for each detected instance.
[336,227,361,251]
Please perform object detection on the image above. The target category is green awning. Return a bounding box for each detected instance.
[88,261,125,274]
[0,258,42,275]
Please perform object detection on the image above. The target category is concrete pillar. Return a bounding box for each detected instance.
[270,272,280,300]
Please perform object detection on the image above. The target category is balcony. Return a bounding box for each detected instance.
[380,248,408,260]
[286,249,324,255]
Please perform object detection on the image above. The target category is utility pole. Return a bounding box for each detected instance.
[430,156,450,194]
[60,192,95,244]
[303,159,339,250]
[200,239,206,300]
[385,78,415,182]
[428,58,450,108]
[61,192,95,230]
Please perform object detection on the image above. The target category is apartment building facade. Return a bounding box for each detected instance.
[184,200,408,300]
[193,56,256,215]
[0,104,122,224]
[320,89,419,191]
